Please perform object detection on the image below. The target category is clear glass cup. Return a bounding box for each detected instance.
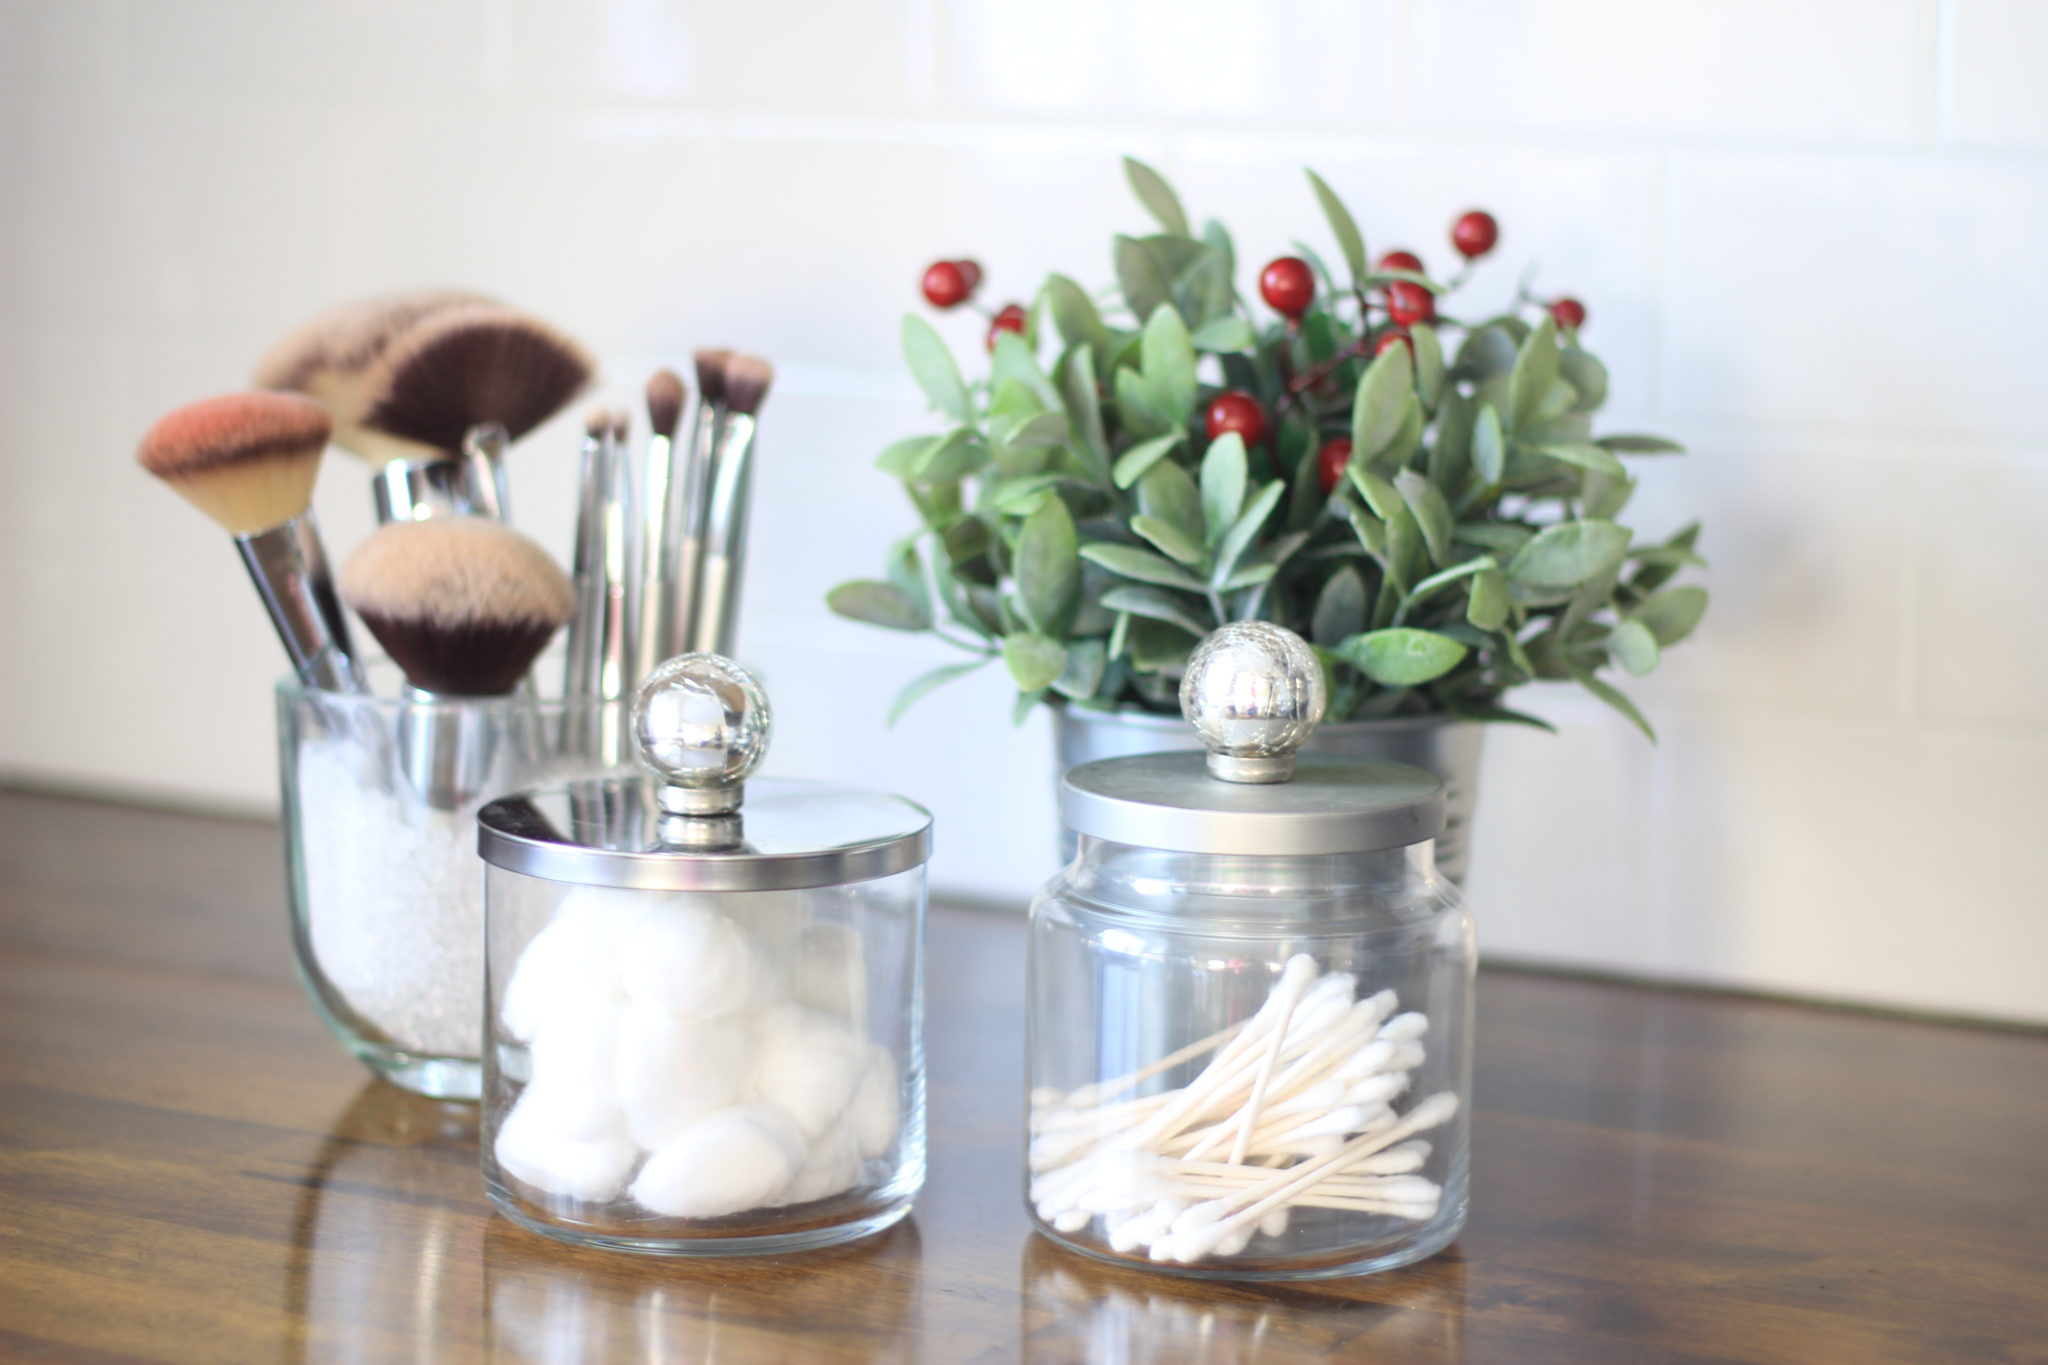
[480,855,927,1255]
[1026,837,1474,1280]
[278,671,633,1099]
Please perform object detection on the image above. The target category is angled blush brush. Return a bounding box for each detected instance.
[688,353,774,658]
[137,392,367,693]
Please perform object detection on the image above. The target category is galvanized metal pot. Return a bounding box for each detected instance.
[1052,705,1486,885]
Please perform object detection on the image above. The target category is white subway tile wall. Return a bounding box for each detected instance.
[1,0,2042,1020]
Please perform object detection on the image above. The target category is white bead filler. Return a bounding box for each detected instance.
[1029,953,1456,1265]
[493,884,902,1220]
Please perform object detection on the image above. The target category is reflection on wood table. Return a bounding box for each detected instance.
[1,789,2044,1363]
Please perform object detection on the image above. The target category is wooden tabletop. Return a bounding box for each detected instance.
[1,788,2043,1364]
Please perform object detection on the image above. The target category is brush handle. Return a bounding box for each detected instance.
[372,455,494,523]
[690,411,757,658]
[237,518,367,694]
[396,685,498,812]
[562,433,606,717]
[594,430,636,762]
[463,424,512,521]
[634,431,681,687]
[673,399,726,661]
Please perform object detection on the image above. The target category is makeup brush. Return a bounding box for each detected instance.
[688,353,774,658]
[633,369,687,691]
[562,408,611,710]
[358,303,595,523]
[670,349,730,662]
[137,392,366,694]
[594,410,637,762]
[341,518,575,808]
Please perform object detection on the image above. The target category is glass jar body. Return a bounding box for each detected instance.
[278,676,632,1099]
[1026,837,1474,1280]
[482,860,927,1255]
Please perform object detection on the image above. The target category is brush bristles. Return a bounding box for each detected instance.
[610,412,629,443]
[138,392,331,535]
[646,369,685,438]
[584,407,610,438]
[340,518,575,695]
[694,348,731,404]
[721,354,775,417]
[361,305,594,454]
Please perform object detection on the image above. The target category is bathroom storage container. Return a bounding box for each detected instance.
[1026,623,1474,1280]
[477,654,931,1255]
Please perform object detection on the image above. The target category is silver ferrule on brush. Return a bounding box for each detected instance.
[463,423,512,520]
[372,455,492,523]
[672,396,726,663]
[236,514,368,694]
[634,424,682,689]
[562,424,607,714]
[689,410,758,658]
[592,424,636,764]
[395,685,499,812]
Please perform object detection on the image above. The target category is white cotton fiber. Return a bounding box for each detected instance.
[628,1103,806,1219]
[848,1041,902,1159]
[749,1007,866,1138]
[494,1089,638,1203]
[776,1118,862,1207]
[794,920,868,1022]
[736,890,811,994]
[617,897,766,1017]
[500,885,644,1041]
[524,1001,627,1141]
[613,1000,751,1149]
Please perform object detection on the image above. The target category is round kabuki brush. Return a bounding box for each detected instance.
[357,304,595,524]
[341,518,575,807]
[137,392,366,694]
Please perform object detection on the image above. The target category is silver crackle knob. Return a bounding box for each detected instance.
[633,653,771,818]
[1179,622,1326,784]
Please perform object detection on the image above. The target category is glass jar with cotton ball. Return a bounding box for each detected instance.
[477,653,931,1255]
[1028,622,1475,1280]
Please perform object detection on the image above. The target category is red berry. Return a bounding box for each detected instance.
[1205,391,1267,446]
[1385,282,1434,327]
[922,260,969,309]
[985,303,1027,351]
[1376,249,1423,275]
[1550,296,1587,331]
[1258,255,1316,318]
[1316,438,1354,493]
[1374,330,1413,358]
[956,259,983,294]
[1451,210,1498,260]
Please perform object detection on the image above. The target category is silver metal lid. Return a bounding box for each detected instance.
[476,653,932,890]
[1061,623,1445,855]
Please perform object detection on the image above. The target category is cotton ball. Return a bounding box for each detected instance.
[493,1089,637,1203]
[750,1008,866,1138]
[794,920,867,1022]
[617,898,765,1017]
[776,1119,862,1207]
[613,1001,751,1149]
[848,1042,902,1160]
[628,1103,806,1219]
[500,886,644,1041]
[524,1002,627,1141]
[735,890,810,994]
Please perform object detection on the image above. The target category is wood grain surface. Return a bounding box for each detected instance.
[1,788,2044,1363]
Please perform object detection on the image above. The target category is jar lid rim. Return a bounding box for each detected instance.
[1061,752,1445,855]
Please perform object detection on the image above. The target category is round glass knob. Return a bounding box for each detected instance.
[633,653,771,813]
[1179,622,1326,783]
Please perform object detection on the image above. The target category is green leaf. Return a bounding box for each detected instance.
[1572,665,1656,741]
[1114,235,1211,326]
[1466,568,1509,630]
[1449,702,1557,733]
[1131,514,1207,567]
[1113,365,1176,440]
[827,580,931,632]
[1598,433,1687,455]
[989,330,1061,411]
[1336,628,1470,687]
[1312,565,1368,646]
[1124,156,1190,237]
[1532,442,1628,478]
[1199,432,1247,543]
[1395,471,1455,567]
[1015,496,1079,634]
[1080,542,1209,592]
[900,315,971,424]
[1011,687,1045,725]
[1304,168,1366,281]
[1411,324,1445,407]
[1633,585,1709,646]
[1060,344,1109,477]
[1558,350,1608,412]
[877,435,940,480]
[1610,618,1659,677]
[1100,585,1212,638]
[917,428,988,482]
[1190,316,1256,352]
[1041,274,1107,355]
[1125,617,1199,672]
[1051,638,1107,701]
[1175,251,1233,326]
[1455,325,1519,384]
[1211,480,1283,587]
[1002,633,1067,692]
[1506,519,1631,588]
[1201,217,1235,282]
[1348,503,1388,556]
[1111,432,1184,489]
[1405,554,1496,608]
[985,473,1064,517]
[888,658,989,725]
[1351,342,1414,459]
[1140,304,1197,419]
[1506,315,1559,433]
[1136,459,1203,544]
